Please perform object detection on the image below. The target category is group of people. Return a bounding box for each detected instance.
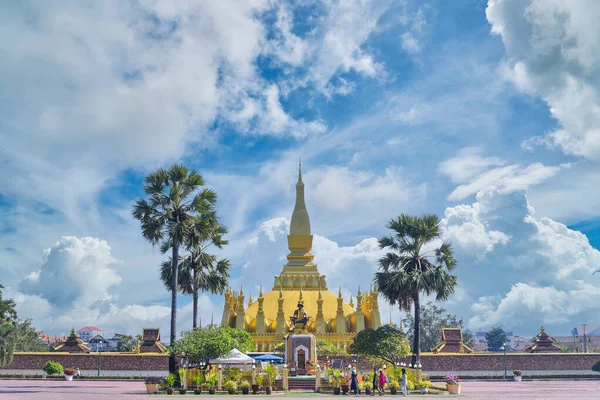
[347,367,408,397]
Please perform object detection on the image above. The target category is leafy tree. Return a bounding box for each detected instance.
[133,164,217,372]
[117,335,138,352]
[463,331,475,349]
[317,340,347,356]
[404,302,470,352]
[375,214,458,367]
[0,284,18,366]
[160,214,230,330]
[349,325,410,365]
[12,320,48,352]
[592,360,600,373]
[169,326,253,369]
[485,327,509,352]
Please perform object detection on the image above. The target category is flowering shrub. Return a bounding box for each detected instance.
[64,368,75,376]
[444,374,460,385]
[513,370,523,377]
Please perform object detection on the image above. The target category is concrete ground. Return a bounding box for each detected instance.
[0,379,599,399]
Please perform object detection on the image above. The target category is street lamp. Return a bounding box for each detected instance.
[97,342,103,377]
[500,342,508,381]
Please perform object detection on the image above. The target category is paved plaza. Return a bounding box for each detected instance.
[1,380,599,399]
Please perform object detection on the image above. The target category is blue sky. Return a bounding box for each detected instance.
[1,0,600,338]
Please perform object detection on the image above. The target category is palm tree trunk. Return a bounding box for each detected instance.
[169,243,179,374]
[192,268,198,330]
[412,293,421,368]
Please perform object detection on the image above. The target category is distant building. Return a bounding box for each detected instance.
[54,329,91,353]
[431,328,473,353]
[77,326,103,343]
[474,331,487,352]
[511,335,529,352]
[524,326,562,353]
[139,328,167,353]
[38,331,66,348]
[88,335,110,352]
[107,333,127,351]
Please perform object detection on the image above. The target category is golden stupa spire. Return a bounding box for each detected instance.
[338,285,342,298]
[259,285,263,297]
[248,292,253,306]
[349,295,354,308]
[290,159,310,236]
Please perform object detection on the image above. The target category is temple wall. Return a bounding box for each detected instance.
[0,352,168,374]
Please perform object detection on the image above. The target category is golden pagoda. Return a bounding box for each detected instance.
[221,162,381,351]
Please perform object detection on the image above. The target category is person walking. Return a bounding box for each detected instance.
[401,369,407,396]
[371,368,379,397]
[378,368,387,396]
[76,368,81,380]
[350,367,359,396]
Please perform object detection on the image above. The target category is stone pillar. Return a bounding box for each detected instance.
[282,365,289,391]
[218,366,223,391]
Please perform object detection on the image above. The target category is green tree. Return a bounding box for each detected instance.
[404,301,470,352]
[349,325,410,365]
[375,214,458,367]
[117,335,138,352]
[12,320,48,352]
[169,326,253,369]
[317,340,347,357]
[485,326,509,352]
[160,214,230,330]
[133,164,217,372]
[0,284,18,366]
[463,331,475,349]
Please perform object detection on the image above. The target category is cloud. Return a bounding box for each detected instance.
[8,235,216,338]
[486,0,600,160]
[441,187,600,333]
[440,148,569,201]
[400,33,421,54]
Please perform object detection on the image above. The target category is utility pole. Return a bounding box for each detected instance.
[582,324,587,353]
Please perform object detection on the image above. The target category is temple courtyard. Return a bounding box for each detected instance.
[0,380,599,399]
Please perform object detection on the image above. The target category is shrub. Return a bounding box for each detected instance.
[513,370,523,377]
[177,368,186,388]
[224,367,242,383]
[224,380,238,392]
[362,381,373,389]
[592,361,600,373]
[64,368,75,376]
[386,380,400,389]
[206,372,218,388]
[256,375,265,386]
[264,364,277,387]
[444,374,460,385]
[201,383,210,391]
[42,361,63,375]
[193,375,203,388]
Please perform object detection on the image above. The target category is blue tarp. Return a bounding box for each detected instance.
[253,354,284,362]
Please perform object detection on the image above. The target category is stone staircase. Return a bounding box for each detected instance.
[288,377,316,392]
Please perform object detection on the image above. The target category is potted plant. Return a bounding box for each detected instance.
[193,375,203,394]
[361,381,373,395]
[224,380,238,394]
[513,370,523,382]
[255,375,264,394]
[144,376,164,394]
[386,380,399,395]
[178,368,187,394]
[444,374,461,394]
[240,380,251,395]
[201,383,210,394]
[165,374,176,395]
[207,373,218,394]
[264,364,277,395]
[43,361,64,378]
[63,368,75,381]
[328,368,342,395]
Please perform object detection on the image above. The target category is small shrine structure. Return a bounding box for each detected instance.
[431,328,473,354]
[524,326,562,353]
[54,328,91,353]
[139,328,168,353]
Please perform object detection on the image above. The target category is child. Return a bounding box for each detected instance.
[401,369,407,396]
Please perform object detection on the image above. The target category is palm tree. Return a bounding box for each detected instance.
[160,214,231,330]
[132,164,216,373]
[374,214,457,368]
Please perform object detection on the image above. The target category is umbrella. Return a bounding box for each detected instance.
[253,354,284,362]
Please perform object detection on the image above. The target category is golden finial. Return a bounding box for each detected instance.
[357,286,362,296]
[349,295,354,308]
[338,285,342,298]
[259,285,263,297]
[298,158,302,182]
[240,285,244,296]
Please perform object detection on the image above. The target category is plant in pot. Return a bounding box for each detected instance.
[264,364,277,395]
[513,370,523,382]
[386,379,399,395]
[178,368,187,394]
[63,368,76,382]
[42,361,64,378]
[255,374,265,394]
[360,381,373,395]
[193,375,203,395]
[144,376,164,394]
[224,380,238,395]
[207,373,218,394]
[328,368,343,395]
[165,374,176,395]
[240,380,251,395]
[444,374,461,395]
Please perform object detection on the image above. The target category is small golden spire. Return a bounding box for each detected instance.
[338,285,342,298]
[279,284,283,299]
[259,285,263,297]
[248,292,253,306]
[318,284,322,299]
[349,295,354,308]
[357,286,362,296]
[298,158,302,182]
[240,285,244,296]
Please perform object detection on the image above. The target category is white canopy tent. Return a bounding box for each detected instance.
[210,348,255,365]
